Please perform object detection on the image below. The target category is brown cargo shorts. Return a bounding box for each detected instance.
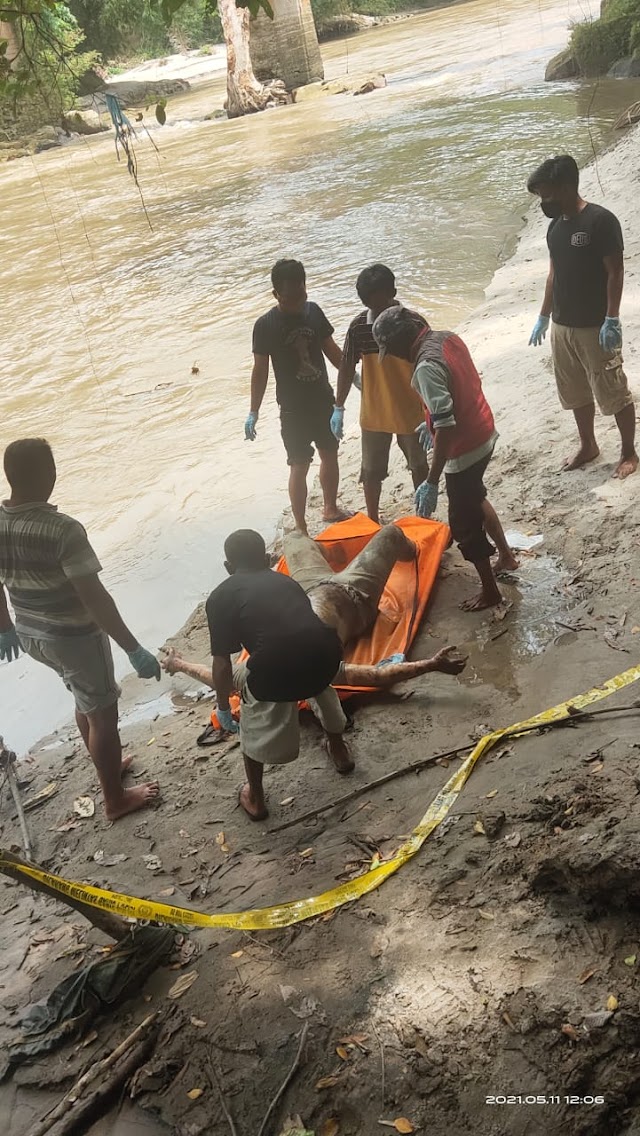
[550,323,633,416]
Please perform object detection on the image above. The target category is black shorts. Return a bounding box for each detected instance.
[280,403,338,466]
[445,451,495,565]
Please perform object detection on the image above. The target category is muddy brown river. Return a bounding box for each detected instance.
[2,0,639,750]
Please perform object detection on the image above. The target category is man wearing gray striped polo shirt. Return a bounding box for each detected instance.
[0,438,161,821]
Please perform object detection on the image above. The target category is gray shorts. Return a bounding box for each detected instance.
[232,660,346,765]
[19,630,120,716]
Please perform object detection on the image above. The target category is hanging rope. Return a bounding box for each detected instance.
[104,93,154,231]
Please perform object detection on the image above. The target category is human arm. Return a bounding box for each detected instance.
[540,258,554,318]
[529,259,553,345]
[603,250,624,318]
[0,584,20,661]
[412,360,455,487]
[245,354,269,439]
[322,335,343,371]
[212,654,235,709]
[71,574,160,678]
[0,583,12,633]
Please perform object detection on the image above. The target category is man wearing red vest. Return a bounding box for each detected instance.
[372,306,516,612]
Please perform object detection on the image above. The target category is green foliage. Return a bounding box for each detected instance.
[0,2,96,125]
[570,0,640,75]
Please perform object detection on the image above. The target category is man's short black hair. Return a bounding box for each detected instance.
[271,259,306,293]
[224,529,267,571]
[356,263,396,302]
[527,154,579,194]
[3,438,53,490]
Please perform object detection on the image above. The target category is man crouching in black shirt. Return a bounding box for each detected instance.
[205,529,353,820]
[527,154,637,479]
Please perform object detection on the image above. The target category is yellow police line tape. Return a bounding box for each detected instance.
[2,663,639,932]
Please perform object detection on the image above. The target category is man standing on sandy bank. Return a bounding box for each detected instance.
[245,259,350,534]
[371,306,517,612]
[0,438,161,822]
[334,264,429,524]
[527,154,637,478]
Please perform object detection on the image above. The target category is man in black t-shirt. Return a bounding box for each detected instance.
[527,154,637,479]
[245,259,350,533]
[205,529,352,820]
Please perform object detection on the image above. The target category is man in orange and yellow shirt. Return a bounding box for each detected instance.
[334,264,429,524]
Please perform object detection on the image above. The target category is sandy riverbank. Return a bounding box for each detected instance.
[3,123,640,1136]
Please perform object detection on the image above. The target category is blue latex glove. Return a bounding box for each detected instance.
[529,315,550,346]
[377,652,406,668]
[330,406,344,441]
[415,421,433,453]
[0,626,20,662]
[217,707,239,734]
[415,480,439,519]
[599,317,622,352]
[244,411,258,441]
[128,645,161,681]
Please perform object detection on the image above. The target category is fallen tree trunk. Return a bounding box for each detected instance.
[218,0,287,118]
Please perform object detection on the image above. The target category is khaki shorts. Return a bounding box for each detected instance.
[360,429,429,483]
[19,630,120,715]
[232,661,346,766]
[551,323,633,416]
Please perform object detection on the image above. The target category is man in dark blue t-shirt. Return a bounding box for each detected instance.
[527,154,636,479]
[245,259,349,533]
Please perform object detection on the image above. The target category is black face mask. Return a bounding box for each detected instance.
[540,199,563,219]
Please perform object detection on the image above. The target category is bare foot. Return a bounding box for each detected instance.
[460,591,503,613]
[613,452,639,480]
[322,507,353,524]
[563,444,600,471]
[105,782,160,822]
[160,646,182,676]
[121,755,134,775]
[239,784,268,821]
[494,550,519,574]
[324,736,355,774]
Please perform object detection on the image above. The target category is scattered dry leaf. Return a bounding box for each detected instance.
[607,995,619,1011]
[73,795,95,818]
[478,910,495,921]
[392,1120,415,1134]
[143,854,162,871]
[473,820,486,836]
[338,1033,369,1048]
[186,1088,203,1100]
[502,1012,516,1031]
[81,1029,98,1048]
[316,1075,341,1090]
[485,789,498,799]
[624,954,637,967]
[299,847,314,858]
[632,626,640,634]
[147,737,156,746]
[588,762,604,775]
[578,966,597,984]
[167,971,198,1000]
[216,831,230,853]
[320,1119,340,1136]
[190,1017,207,1028]
[280,797,295,806]
[231,950,244,959]
[561,1023,579,1042]
[504,831,521,848]
[336,1045,350,1061]
[24,782,59,812]
[159,886,175,897]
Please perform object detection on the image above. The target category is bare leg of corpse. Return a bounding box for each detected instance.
[284,525,416,646]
